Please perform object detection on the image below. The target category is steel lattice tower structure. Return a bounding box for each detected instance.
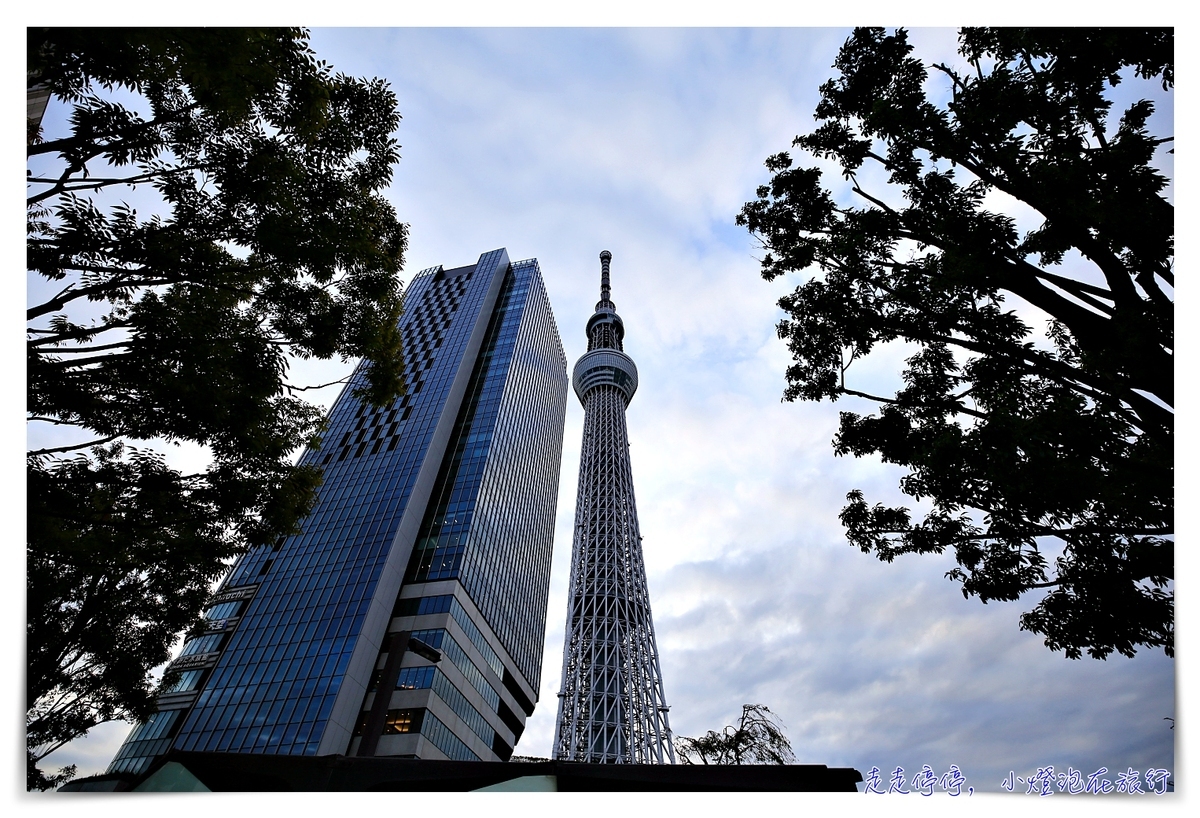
[553,251,675,764]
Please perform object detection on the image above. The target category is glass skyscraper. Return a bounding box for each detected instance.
[108,248,568,773]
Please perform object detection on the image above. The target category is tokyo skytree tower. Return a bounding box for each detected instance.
[553,251,676,764]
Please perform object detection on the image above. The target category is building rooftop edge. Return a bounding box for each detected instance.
[61,750,863,792]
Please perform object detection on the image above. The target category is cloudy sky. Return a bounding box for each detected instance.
[34,24,1178,799]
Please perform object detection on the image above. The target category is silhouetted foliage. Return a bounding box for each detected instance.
[738,28,1172,661]
[676,704,796,765]
[27,28,407,789]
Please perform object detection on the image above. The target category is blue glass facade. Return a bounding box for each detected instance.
[405,259,567,689]
[108,249,566,773]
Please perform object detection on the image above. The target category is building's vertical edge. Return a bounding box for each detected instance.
[316,248,512,755]
[360,260,534,761]
[462,265,568,701]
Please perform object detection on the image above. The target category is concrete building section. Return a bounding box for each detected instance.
[103,249,568,776]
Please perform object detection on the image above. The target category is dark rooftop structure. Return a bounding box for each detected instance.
[60,751,863,792]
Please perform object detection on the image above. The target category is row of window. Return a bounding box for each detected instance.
[203,600,243,620]
[180,633,226,656]
[395,664,436,690]
[107,739,171,776]
[364,706,483,762]
[163,668,207,694]
[106,708,185,774]
[422,709,480,761]
[386,665,495,748]
[394,594,504,679]
[401,270,468,362]
[179,692,336,756]
[324,409,417,464]
[429,668,493,747]
[126,708,183,744]
[411,628,500,711]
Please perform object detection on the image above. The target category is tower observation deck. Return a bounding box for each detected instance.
[552,251,675,764]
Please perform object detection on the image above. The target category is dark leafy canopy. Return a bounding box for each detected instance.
[27,29,407,789]
[738,28,1172,662]
[676,704,796,765]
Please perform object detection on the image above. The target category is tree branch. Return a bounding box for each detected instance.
[838,200,1173,413]
[27,321,132,348]
[285,376,351,393]
[27,165,204,206]
[872,314,1171,440]
[26,102,198,159]
[867,526,1171,549]
[1028,269,1117,316]
[853,176,1156,380]
[931,63,969,97]
[28,276,175,320]
[850,176,902,217]
[31,341,129,355]
[837,386,988,420]
[39,352,132,370]
[28,434,123,456]
[946,151,1145,310]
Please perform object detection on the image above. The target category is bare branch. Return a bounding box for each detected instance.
[39,352,132,370]
[27,165,204,205]
[31,341,129,355]
[285,376,351,393]
[28,321,133,348]
[28,434,123,457]
[837,386,988,420]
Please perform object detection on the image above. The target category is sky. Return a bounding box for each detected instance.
[23,21,1184,806]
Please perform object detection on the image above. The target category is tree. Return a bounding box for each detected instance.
[738,28,1172,661]
[27,29,407,789]
[676,704,796,765]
